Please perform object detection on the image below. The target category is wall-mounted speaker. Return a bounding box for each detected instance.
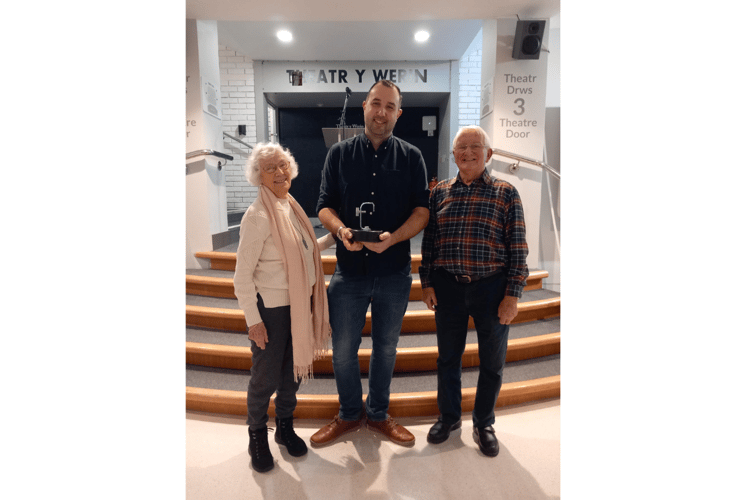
[512,20,546,60]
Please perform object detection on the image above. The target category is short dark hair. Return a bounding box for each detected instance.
[367,80,402,107]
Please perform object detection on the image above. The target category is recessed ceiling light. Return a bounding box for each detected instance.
[415,31,430,42]
[277,30,293,42]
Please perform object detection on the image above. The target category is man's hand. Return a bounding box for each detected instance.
[362,231,393,254]
[339,227,364,252]
[422,287,438,311]
[248,322,269,349]
[498,296,519,325]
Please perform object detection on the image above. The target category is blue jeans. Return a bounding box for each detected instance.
[432,269,510,428]
[328,264,412,421]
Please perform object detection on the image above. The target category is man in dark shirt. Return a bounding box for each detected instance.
[311,80,430,447]
[419,125,529,457]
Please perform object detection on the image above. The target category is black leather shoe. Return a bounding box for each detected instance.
[427,419,461,444]
[473,426,499,457]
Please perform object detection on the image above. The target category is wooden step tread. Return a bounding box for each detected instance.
[195,252,549,279]
[186,375,561,418]
[186,269,549,299]
[186,297,561,333]
[186,332,560,372]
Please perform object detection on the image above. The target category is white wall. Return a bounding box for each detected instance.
[458,29,483,128]
[545,25,560,108]
[218,45,258,213]
[186,19,228,268]
[541,24,560,291]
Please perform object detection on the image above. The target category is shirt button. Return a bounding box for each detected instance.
[373,173,376,176]
[371,192,374,195]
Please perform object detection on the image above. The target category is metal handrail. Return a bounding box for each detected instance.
[186,149,234,162]
[223,132,254,150]
[492,148,560,180]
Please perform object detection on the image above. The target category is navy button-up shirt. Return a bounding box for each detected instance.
[316,133,430,276]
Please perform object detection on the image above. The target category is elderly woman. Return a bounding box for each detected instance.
[233,142,333,473]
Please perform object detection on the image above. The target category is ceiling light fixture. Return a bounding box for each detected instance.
[277,30,293,42]
[414,31,430,43]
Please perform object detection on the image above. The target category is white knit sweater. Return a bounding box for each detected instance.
[233,197,317,328]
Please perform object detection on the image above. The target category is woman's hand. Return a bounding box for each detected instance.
[248,322,269,350]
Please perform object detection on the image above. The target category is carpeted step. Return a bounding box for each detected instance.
[185,288,560,333]
[186,269,549,299]
[186,354,560,394]
[186,316,560,348]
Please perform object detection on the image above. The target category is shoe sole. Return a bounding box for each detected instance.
[275,435,308,457]
[366,422,416,447]
[426,421,462,444]
[248,447,275,472]
[309,424,362,448]
[251,462,274,473]
[472,431,500,457]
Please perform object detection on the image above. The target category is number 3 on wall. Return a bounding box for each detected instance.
[513,98,525,116]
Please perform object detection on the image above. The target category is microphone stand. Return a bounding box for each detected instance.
[337,87,351,142]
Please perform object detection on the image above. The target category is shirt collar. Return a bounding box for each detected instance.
[449,168,492,187]
[362,133,393,152]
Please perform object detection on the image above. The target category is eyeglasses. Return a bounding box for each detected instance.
[261,161,291,174]
[454,144,486,152]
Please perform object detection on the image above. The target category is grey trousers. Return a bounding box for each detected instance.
[246,294,301,430]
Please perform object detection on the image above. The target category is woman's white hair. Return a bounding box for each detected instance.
[452,126,493,166]
[244,142,300,186]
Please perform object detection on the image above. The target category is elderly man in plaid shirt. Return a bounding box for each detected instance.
[419,125,529,457]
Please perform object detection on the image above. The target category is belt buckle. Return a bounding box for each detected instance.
[457,274,472,284]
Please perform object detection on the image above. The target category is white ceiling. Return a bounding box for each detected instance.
[216,19,485,62]
[187,0,560,107]
[188,0,559,61]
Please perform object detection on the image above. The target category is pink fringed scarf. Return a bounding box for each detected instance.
[259,185,331,382]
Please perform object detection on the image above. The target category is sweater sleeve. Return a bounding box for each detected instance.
[233,207,267,328]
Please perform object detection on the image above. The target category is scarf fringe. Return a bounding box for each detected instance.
[259,186,331,385]
[294,335,331,383]
[294,364,315,384]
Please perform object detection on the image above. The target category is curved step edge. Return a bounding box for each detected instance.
[186,375,560,419]
[195,252,550,290]
[186,332,561,372]
[186,297,561,333]
[196,252,416,274]
[186,270,549,299]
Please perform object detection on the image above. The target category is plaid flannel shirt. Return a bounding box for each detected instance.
[419,169,529,298]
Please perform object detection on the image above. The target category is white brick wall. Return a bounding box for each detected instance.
[458,35,482,127]
[219,45,258,214]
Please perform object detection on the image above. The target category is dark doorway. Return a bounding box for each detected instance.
[278,105,440,217]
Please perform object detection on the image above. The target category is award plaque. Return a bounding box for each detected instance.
[350,202,383,242]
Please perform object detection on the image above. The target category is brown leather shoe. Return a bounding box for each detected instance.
[366,415,415,446]
[309,415,362,448]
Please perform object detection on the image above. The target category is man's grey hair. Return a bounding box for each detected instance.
[245,142,299,186]
[452,126,493,166]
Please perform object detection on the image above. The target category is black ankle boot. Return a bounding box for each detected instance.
[248,427,274,472]
[275,416,308,457]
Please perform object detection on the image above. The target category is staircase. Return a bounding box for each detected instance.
[186,250,560,419]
